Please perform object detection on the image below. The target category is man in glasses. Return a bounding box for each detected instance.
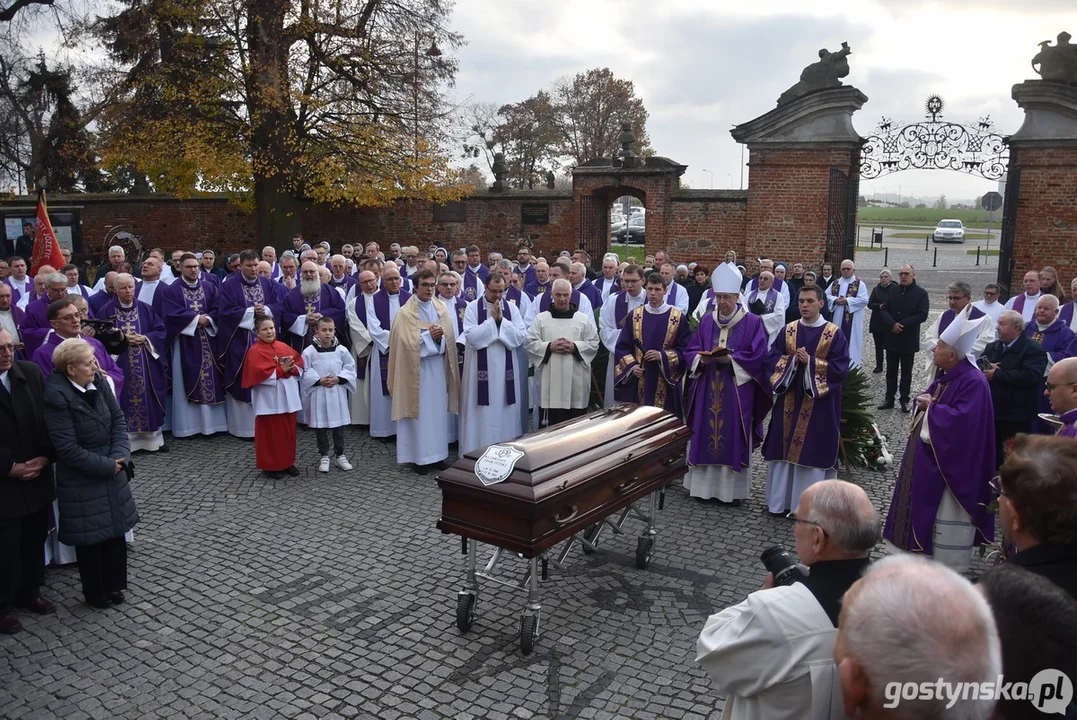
[921,281,995,382]
[696,480,879,718]
[972,282,1004,324]
[877,264,929,413]
[883,313,996,574]
[1045,356,1077,438]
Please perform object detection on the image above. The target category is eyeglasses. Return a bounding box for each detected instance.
[1045,381,1077,392]
[788,512,829,538]
[419,282,437,288]
[0,344,14,355]
[946,296,965,302]
[898,272,912,276]
[989,476,1007,498]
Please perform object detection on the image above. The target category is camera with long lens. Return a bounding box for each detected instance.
[760,546,808,587]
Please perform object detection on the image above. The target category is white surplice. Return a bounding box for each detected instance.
[138,279,162,306]
[1004,291,1041,325]
[366,293,403,438]
[972,299,1004,324]
[825,275,869,367]
[251,370,302,416]
[300,342,357,428]
[346,292,374,426]
[526,310,600,411]
[460,296,526,455]
[743,287,787,346]
[225,304,273,438]
[170,326,228,438]
[396,299,450,466]
[599,290,646,407]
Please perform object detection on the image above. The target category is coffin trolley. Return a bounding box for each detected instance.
[436,404,690,654]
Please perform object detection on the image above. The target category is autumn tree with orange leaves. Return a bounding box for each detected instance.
[93,0,463,247]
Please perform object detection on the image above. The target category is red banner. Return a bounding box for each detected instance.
[29,189,64,276]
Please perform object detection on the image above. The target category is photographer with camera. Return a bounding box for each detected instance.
[696,480,880,720]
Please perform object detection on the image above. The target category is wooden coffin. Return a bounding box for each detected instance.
[436,404,690,557]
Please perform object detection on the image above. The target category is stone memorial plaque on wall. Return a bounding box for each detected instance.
[433,202,467,222]
[521,203,550,225]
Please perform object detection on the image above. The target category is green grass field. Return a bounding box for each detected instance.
[888,231,994,240]
[857,206,999,227]
[966,249,1001,256]
[608,243,647,263]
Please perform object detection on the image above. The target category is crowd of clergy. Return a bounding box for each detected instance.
[4,237,1077,576]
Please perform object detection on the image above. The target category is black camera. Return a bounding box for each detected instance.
[761,546,808,587]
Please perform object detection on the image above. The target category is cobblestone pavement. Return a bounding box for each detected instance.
[0,269,991,720]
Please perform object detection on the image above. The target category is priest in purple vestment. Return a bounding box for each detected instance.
[763,283,849,515]
[684,263,773,504]
[1027,294,1077,434]
[31,297,124,398]
[160,254,227,437]
[19,272,70,358]
[281,262,348,353]
[1046,357,1077,438]
[104,274,169,452]
[216,250,279,438]
[883,314,996,573]
[613,273,691,417]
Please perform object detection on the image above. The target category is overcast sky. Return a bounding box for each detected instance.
[448,0,1075,203]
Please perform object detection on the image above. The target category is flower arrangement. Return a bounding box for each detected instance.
[841,365,893,471]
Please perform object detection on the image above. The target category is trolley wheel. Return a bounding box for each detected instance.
[456,593,476,633]
[581,524,599,554]
[520,614,537,655]
[635,536,654,569]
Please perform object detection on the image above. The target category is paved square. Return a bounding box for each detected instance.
[1,278,992,719]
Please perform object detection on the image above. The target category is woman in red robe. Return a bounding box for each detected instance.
[242,316,304,478]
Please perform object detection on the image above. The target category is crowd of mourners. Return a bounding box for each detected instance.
[1,231,1076,720]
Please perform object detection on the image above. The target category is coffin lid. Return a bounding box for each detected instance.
[439,404,687,500]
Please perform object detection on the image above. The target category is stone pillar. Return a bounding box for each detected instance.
[731,87,867,267]
[1003,81,1077,297]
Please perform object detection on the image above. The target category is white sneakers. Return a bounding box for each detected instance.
[319,455,353,472]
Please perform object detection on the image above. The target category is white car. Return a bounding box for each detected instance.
[932,219,966,244]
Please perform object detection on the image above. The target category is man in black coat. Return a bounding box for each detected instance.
[0,328,56,634]
[877,264,929,413]
[982,310,1048,469]
[2,222,35,261]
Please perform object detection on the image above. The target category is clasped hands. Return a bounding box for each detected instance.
[10,456,49,480]
[305,311,323,326]
[319,374,339,387]
[550,338,574,354]
[428,324,445,342]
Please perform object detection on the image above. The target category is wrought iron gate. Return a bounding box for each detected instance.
[996,166,1020,302]
[825,168,856,265]
[577,194,608,262]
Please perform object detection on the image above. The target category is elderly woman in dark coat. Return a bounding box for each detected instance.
[43,337,138,609]
[867,268,894,374]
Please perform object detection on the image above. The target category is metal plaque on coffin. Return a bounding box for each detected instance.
[473,445,525,486]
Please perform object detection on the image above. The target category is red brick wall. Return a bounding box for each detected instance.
[744,147,857,265]
[667,193,748,267]
[1009,145,1077,292]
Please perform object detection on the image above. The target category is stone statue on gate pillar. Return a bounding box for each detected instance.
[777,42,853,106]
[490,152,508,192]
[1032,32,1077,84]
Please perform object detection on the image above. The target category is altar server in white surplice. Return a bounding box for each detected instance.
[387,269,460,474]
[346,270,377,426]
[599,265,646,407]
[460,274,526,455]
[366,264,408,439]
[824,259,870,367]
[301,317,357,474]
[526,279,600,428]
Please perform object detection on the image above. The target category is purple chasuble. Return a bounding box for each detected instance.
[161,279,224,404]
[577,280,603,309]
[373,289,410,395]
[612,306,691,415]
[749,287,779,313]
[1060,301,1075,329]
[216,274,278,402]
[467,265,489,284]
[19,296,52,358]
[883,360,996,555]
[1026,318,1077,433]
[763,321,850,468]
[281,284,348,354]
[352,294,371,380]
[33,333,125,398]
[685,309,773,471]
[461,273,481,302]
[527,280,551,298]
[112,301,168,432]
[475,300,516,406]
[1057,408,1077,438]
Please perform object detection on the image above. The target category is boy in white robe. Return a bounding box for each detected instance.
[301,317,357,473]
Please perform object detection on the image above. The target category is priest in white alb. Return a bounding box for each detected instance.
[824,259,869,367]
[743,270,786,346]
[526,279,600,427]
[460,273,526,454]
[387,268,460,474]
[599,265,646,407]
[366,264,409,440]
[346,270,377,427]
